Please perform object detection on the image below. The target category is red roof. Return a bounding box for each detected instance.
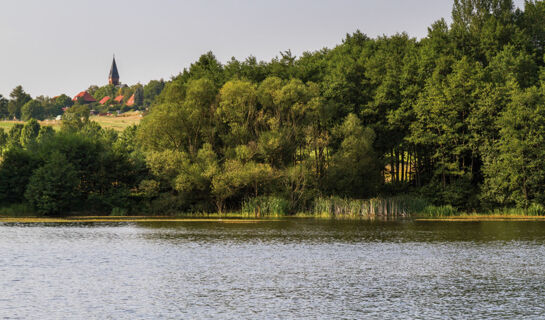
[126,94,135,106]
[114,95,124,103]
[73,91,96,103]
[99,96,111,105]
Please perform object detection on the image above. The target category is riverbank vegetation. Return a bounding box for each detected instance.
[2,0,545,218]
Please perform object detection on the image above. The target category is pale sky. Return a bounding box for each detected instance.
[0,0,526,98]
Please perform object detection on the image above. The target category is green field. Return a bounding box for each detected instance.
[0,114,142,132]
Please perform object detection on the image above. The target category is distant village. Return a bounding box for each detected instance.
[66,56,152,119]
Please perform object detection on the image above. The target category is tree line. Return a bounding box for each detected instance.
[1,0,545,215]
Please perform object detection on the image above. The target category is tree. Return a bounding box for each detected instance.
[409,57,482,200]
[139,78,216,156]
[21,100,45,121]
[326,114,381,197]
[37,126,55,144]
[7,85,31,119]
[133,85,144,107]
[62,104,90,131]
[6,124,23,148]
[0,128,7,152]
[0,148,40,204]
[217,80,258,145]
[211,160,275,212]
[482,86,545,208]
[25,152,80,215]
[20,119,41,147]
[143,79,165,106]
[0,95,8,119]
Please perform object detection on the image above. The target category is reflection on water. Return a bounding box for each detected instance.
[1,220,545,319]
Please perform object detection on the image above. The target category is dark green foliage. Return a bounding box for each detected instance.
[481,86,545,208]
[0,148,40,204]
[7,124,23,148]
[143,80,165,106]
[0,95,8,119]
[20,119,40,147]
[325,114,381,198]
[24,153,80,215]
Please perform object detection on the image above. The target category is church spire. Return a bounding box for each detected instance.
[109,55,120,85]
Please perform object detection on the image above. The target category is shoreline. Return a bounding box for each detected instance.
[2,214,545,223]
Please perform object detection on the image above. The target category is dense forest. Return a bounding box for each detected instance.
[1,0,545,216]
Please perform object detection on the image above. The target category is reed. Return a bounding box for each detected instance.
[488,203,545,216]
[240,196,290,217]
[310,195,429,218]
[418,205,458,217]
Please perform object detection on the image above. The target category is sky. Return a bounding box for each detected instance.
[0,0,527,98]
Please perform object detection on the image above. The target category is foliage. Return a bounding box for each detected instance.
[21,100,45,121]
[24,152,81,215]
[4,0,545,216]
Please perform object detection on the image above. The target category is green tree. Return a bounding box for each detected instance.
[6,124,24,148]
[482,85,545,208]
[37,125,55,144]
[0,148,40,204]
[21,100,45,121]
[7,85,31,119]
[24,152,80,215]
[0,95,8,119]
[62,104,90,131]
[20,119,41,147]
[139,78,216,155]
[143,79,165,106]
[326,114,380,197]
[0,128,7,152]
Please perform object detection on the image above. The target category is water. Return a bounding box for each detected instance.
[1,219,545,319]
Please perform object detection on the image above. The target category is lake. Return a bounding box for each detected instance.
[1,219,545,319]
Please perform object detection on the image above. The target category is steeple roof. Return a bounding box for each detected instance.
[109,56,119,82]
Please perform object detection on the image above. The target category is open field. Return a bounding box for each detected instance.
[0,113,142,132]
[89,113,142,130]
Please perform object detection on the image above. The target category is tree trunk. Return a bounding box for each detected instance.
[401,150,405,183]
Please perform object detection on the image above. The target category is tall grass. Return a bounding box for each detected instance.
[241,196,290,217]
[418,205,458,218]
[486,203,545,216]
[310,195,429,219]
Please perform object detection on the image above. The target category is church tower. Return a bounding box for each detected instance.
[109,55,120,86]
